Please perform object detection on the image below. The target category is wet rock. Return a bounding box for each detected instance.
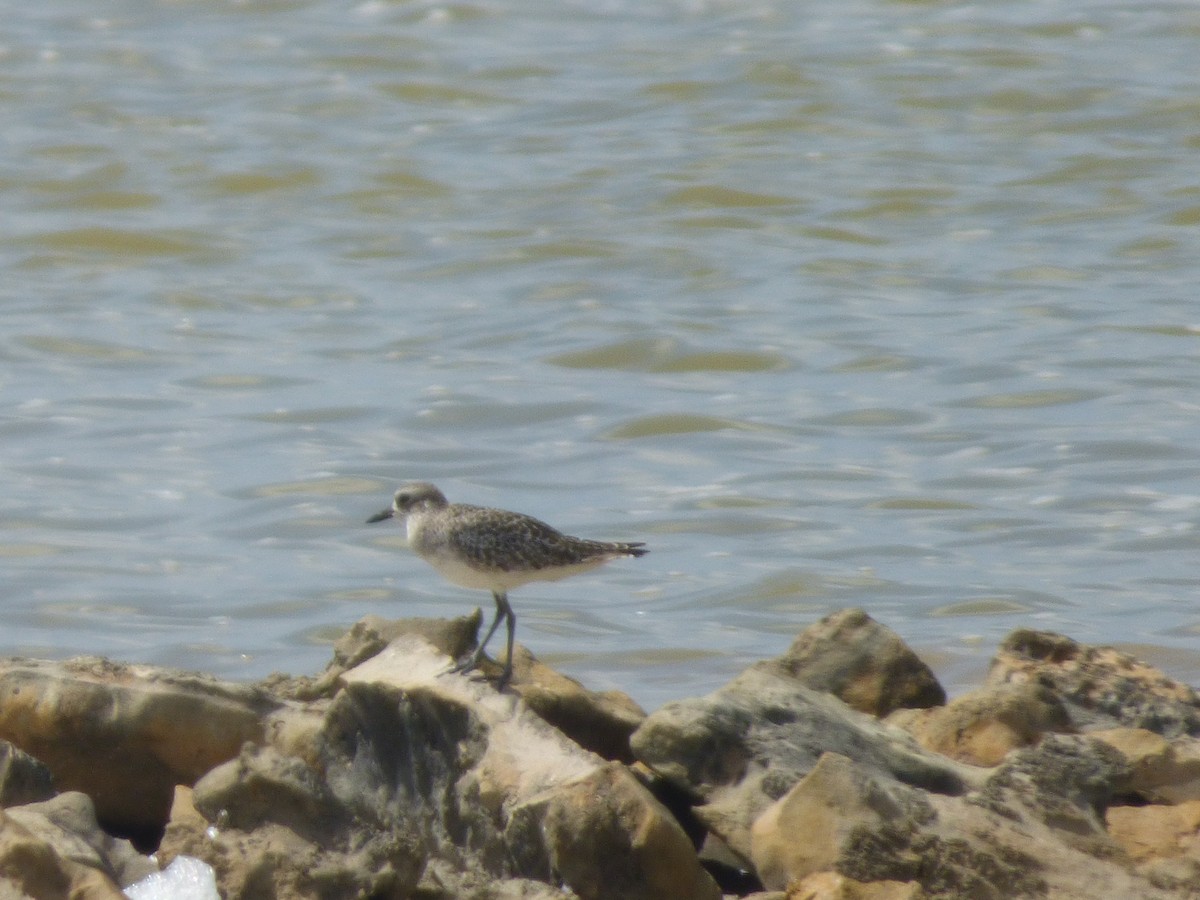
[1092,727,1200,804]
[757,609,945,716]
[888,681,1071,766]
[630,660,978,861]
[0,740,55,808]
[0,657,279,836]
[989,630,1200,737]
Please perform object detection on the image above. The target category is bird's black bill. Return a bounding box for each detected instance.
[366,508,394,524]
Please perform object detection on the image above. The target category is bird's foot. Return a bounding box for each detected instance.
[446,651,513,691]
[449,650,484,676]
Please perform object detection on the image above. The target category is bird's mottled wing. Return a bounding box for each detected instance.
[445,506,616,572]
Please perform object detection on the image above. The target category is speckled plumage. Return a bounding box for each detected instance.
[367,482,647,687]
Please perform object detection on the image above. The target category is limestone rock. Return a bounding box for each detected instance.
[747,744,1175,899]
[5,612,1200,900]
[746,749,1041,899]
[1107,800,1200,888]
[160,683,429,899]
[786,871,922,899]
[634,622,1185,899]
[0,799,130,900]
[416,858,580,899]
[331,612,483,671]
[888,682,1070,766]
[749,752,934,891]
[341,639,719,900]
[1107,800,1200,863]
[5,792,157,889]
[505,646,647,763]
[289,615,647,762]
[989,630,1200,737]
[0,657,279,835]
[968,733,1129,856]
[280,611,484,700]
[162,785,207,842]
[161,635,718,900]
[1092,727,1200,804]
[539,762,721,900]
[758,609,945,716]
[630,662,978,861]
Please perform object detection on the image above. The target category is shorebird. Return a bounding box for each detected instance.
[367,482,647,687]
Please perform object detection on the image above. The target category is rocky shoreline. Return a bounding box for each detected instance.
[0,608,1198,899]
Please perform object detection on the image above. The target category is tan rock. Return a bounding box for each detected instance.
[280,611,483,699]
[750,753,927,891]
[0,804,127,900]
[1107,800,1200,862]
[348,639,718,899]
[161,633,717,900]
[1092,728,1200,803]
[0,657,278,834]
[164,817,351,900]
[888,682,1070,766]
[631,663,979,863]
[757,609,944,717]
[12,613,1200,900]
[163,785,207,838]
[506,646,646,763]
[1106,800,1200,892]
[786,871,923,900]
[4,792,156,889]
[743,738,1175,900]
[159,691,427,900]
[540,762,721,900]
[989,630,1200,736]
[293,615,648,763]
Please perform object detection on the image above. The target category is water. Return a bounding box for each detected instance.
[3,0,1200,711]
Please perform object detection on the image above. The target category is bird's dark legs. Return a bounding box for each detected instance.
[452,591,515,688]
[499,594,515,688]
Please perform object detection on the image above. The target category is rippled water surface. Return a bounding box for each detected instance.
[4,0,1200,709]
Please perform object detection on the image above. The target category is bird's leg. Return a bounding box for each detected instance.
[452,591,511,680]
[498,594,515,689]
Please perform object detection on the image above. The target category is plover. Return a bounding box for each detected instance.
[367,481,647,687]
